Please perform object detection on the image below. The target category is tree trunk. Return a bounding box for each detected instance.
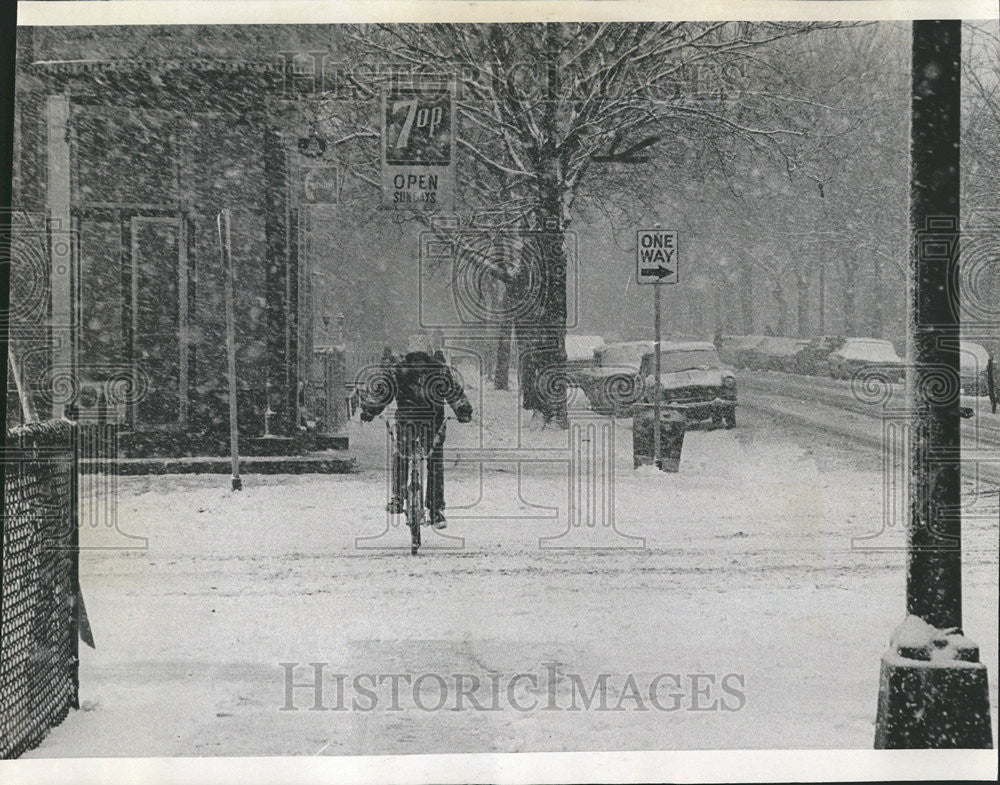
[518,223,568,426]
[494,319,512,390]
[690,292,703,336]
[870,250,884,337]
[843,255,858,335]
[796,271,810,337]
[714,284,724,336]
[773,283,788,336]
[519,22,569,427]
[740,261,754,334]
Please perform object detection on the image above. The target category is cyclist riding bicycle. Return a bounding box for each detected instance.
[360,338,472,529]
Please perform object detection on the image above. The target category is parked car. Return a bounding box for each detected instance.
[637,341,737,428]
[794,335,845,375]
[727,334,768,368]
[564,334,606,377]
[755,336,810,372]
[574,340,652,415]
[715,334,743,364]
[959,340,994,397]
[828,338,905,382]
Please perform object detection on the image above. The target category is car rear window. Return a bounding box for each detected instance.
[655,349,722,372]
[600,345,645,369]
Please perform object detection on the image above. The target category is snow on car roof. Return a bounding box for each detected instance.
[758,336,808,355]
[960,341,991,364]
[843,337,895,345]
[564,334,606,361]
[609,340,655,349]
[734,334,768,348]
[597,341,654,369]
[837,338,902,361]
[660,341,717,352]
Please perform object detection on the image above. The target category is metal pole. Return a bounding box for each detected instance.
[653,284,662,468]
[874,20,992,749]
[818,185,827,334]
[7,341,38,424]
[906,21,961,630]
[218,209,242,491]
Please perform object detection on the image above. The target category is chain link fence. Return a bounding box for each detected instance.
[1,419,81,759]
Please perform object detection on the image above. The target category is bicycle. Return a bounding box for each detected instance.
[384,416,450,555]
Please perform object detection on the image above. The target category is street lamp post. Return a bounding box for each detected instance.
[874,20,992,749]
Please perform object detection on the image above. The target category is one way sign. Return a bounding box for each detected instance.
[636,229,678,285]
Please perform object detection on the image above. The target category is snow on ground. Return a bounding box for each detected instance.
[25,375,999,756]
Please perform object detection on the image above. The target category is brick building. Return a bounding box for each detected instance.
[10,26,352,454]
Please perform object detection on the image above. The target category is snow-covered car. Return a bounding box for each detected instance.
[828,338,904,382]
[755,337,810,373]
[960,340,994,397]
[574,340,652,415]
[638,341,738,428]
[794,335,845,375]
[726,334,768,368]
[564,334,607,379]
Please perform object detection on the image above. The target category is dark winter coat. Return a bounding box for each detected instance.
[360,351,472,425]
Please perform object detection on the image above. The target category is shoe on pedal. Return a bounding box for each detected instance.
[430,510,447,530]
[385,497,404,515]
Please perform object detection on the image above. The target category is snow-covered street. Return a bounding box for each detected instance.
[25,379,999,755]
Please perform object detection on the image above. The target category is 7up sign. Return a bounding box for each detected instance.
[381,83,456,210]
[636,229,678,285]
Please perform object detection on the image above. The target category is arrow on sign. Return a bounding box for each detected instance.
[641,265,673,280]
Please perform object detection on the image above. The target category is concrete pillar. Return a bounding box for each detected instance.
[47,94,72,420]
[263,123,297,436]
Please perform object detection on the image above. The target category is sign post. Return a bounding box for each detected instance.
[653,284,662,466]
[636,227,678,468]
[217,209,242,492]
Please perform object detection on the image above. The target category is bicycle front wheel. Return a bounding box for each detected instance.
[407,476,423,555]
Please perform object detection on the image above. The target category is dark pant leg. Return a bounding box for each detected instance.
[391,424,410,501]
[426,429,445,512]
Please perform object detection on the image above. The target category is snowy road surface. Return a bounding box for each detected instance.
[27,382,999,755]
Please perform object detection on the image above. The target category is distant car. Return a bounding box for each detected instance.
[715,334,743,364]
[728,335,768,369]
[564,334,606,378]
[637,341,737,428]
[828,338,905,382]
[574,340,652,415]
[755,337,810,372]
[960,340,994,397]
[795,335,845,375]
